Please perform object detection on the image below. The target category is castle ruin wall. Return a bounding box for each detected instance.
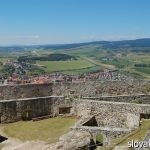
[52,80,150,97]
[0,83,53,100]
[74,100,150,129]
[0,96,72,123]
[82,94,150,104]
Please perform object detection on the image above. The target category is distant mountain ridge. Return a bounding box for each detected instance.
[36,38,150,49]
[0,38,150,52]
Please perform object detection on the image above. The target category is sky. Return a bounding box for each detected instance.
[0,0,150,45]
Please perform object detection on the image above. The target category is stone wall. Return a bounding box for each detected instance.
[0,83,53,100]
[82,94,150,104]
[72,126,130,145]
[0,96,72,123]
[52,80,150,97]
[0,81,149,124]
[0,80,149,100]
[74,100,150,129]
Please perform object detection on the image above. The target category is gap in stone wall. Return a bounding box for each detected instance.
[140,113,150,120]
[82,116,98,127]
[59,107,71,114]
[0,135,8,143]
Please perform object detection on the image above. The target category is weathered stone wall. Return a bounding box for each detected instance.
[74,100,150,129]
[0,96,72,123]
[0,83,53,100]
[52,80,150,97]
[51,97,73,116]
[72,126,130,145]
[82,94,150,104]
[0,80,149,100]
[0,80,149,124]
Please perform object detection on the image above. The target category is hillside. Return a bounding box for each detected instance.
[0,39,149,78]
[1,38,150,52]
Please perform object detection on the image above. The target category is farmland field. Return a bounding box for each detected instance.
[63,65,102,74]
[36,59,96,72]
[134,67,150,75]
[0,39,149,78]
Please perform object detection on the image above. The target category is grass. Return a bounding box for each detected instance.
[134,67,150,75]
[101,58,132,69]
[63,65,102,75]
[0,65,3,71]
[0,117,76,144]
[36,59,95,72]
[96,134,103,143]
[98,53,150,79]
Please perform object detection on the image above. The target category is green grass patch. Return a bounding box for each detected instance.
[0,117,76,144]
[63,65,102,75]
[102,58,132,69]
[96,134,103,143]
[134,67,150,75]
[28,65,46,76]
[0,65,4,73]
[36,59,95,72]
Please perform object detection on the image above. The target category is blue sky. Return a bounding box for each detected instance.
[0,0,150,45]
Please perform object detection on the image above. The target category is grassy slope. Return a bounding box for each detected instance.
[0,117,76,144]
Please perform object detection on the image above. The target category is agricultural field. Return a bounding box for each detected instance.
[58,44,149,78]
[0,39,149,78]
[36,58,96,73]
[85,52,150,79]
[134,67,150,75]
[63,65,102,75]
